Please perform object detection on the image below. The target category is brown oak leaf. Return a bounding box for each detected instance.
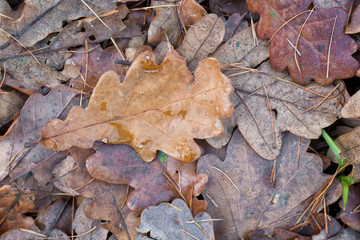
[197,129,331,239]
[40,50,233,162]
[0,185,36,234]
[246,0,359,86]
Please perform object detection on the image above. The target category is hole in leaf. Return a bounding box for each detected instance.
[89,35,96,41]
[271,109,277,119]
[80,27,86,32]
[41,86,51,95]
[62,20,68,28]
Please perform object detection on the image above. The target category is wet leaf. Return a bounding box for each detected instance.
[247,0,359,86]
[0,85,82,182]
[41,50,233,162]
[212,60,343,160]
[177,14,225,71]
[0,185,35,234]
[197,129,330,239]
[137,198,215,240]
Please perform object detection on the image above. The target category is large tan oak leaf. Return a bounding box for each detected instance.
[40,50,233,162]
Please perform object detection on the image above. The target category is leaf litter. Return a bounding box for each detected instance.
[1,0,360,239]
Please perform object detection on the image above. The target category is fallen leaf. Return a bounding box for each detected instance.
[66,45,127,92]
[0,0,117,48]
[37,198,73,235]
[246,0,359,86]
[314,0,352,11]
[73,198,108,240]
[0,185,35,234]
[247,229,310,240]
[136,198,215,240]
[0,85,82,182]
[342,89,360,118]
[41,50,233,162]
[197,129,330,239]
[209,0,248,16]
[340,184,360,232]
[147,1,182,46]
[213,60,343,160]
[177,14,225,71]
[0,89,26,127]
[86,143,207,212]
[66,147,137,240]
[346,4,360,34]
[328,228,360,240]
[179,0,207,28]
[223,13,248,43]
[327,126,360,183]
[1,227,70,240]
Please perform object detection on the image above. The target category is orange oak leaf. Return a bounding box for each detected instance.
[246,0,359,86]
[40,50,233,162]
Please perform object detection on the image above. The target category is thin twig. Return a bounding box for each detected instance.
[327,16,338,79]
[80,0,113,32]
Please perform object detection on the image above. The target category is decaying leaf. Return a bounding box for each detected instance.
[0,90,26,127]
[346,4,360,34]
[41,50,234,162]
[0,0,116,47]
[179,0,207,28]
[209,0,248,16]
[0,185,35,234]
[1,227,70,240]
[327,126,360,183]
[339,184,360,232]
[328,228,360,240]
[247,0,359,86]
[197,129,330,239]
[0,85,82,182]
[342,89,360,118]
[73,199,108,240]
[137,198,215,240]
[177,14,225,71]
[65,45,126,92]
[213,61,343,160]
[313,0,352,11]
[66,147,138,240]
[86,143,207,212]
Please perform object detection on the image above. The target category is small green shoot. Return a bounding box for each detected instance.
[322,129,354,209]
[157,150,167,165]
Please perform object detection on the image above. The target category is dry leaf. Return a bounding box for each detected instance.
[339,184,360,232]
[41,50,233,162]
[148,1,181,46]
[177,14,225,71]
[179,0,207,28]
[86,143,207,212]
[136,199,215,240]
[66,147,137,240]
[67,45,127,92]
[0,90,26,127]
[223,13,248,43]
[0,85,82,182]
[73,198,108,240]
[328,228,360,240]
[346,4,360,34]
[247,0,359,86]
[327,126,360,183]
[314,0,352,11]
[342,90,360,118]
[0,185,35,234]
[214,60,343,160]
[197,130,331,239]
[0,0,117,47]
[209,0,248,16]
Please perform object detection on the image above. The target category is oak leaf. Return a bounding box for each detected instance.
[210,61,343,160]
[41,50,233,162]
[0,85,84,182]
[0,89,26,127]
[246,0,359,86]
[136,199,215,240]
[0,185,36,234]
[197,130,331,239]
[327,126,360,183]
[339,185,360,232]
[346,4,360,34]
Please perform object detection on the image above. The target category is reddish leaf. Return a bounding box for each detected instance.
[246,0,359,86]
[346,4,360,34]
